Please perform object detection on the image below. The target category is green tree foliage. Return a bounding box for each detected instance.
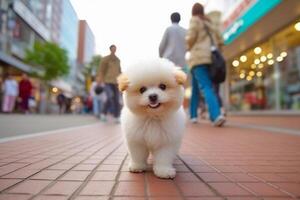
[25,41,70,81]
[84,55,102,76]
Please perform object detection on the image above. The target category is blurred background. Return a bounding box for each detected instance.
[0,0,299,115]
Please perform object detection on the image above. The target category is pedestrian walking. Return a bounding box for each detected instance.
[19,73,32,114]
[90,76,107,119]
[98,44,122,122]
[190,72,207,123]
[159,12,187,69]
[1,74,18,113]
[186,3,225,126]
[57,92,66,114]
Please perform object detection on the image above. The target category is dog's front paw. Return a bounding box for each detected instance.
[129,162,147,173]
[153,166,176,179]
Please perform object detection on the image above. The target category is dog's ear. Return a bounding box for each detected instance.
[117,73,129,92]
[174,69,187,85]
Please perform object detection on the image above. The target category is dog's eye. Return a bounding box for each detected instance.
[159,83,166,90]
[139,86,147,94]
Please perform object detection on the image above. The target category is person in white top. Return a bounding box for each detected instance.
[2,74,18,113]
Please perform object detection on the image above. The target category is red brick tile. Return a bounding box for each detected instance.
[7,180,51,194]
[190,165,217,173]
[120,165,130,172]
[30,170,65,180]
[75,197,109,200]
[251,173,289,182]
[0,194,31,200]
[0,179,22,191]
[213,165,244,173]
[114,181,145,196]
[80,181,115,195]
[174,172,199,182]
[148,181,180,196]
[174,165,190,172]
[34,196,68,200]
[241,183,289,196]
[73,164,97,171]
[149,198,183,200]
[97,165,120,171]
[119,172,144,181]
[91,171,118,181]
[60,171,90,181]
[47,163,74,170]
[2,169,40,179]
[277,173,300,182]
[209,183,252,196]
[43,181,82,195]
[224,173,259,182]
[177,182,215,196]
[197,173,229,182]
[82,159,101,164]
[226,198,259,200]
[274,183,300,196]
[0,163,28,176]
[185,197,224,200]
[103,159,123,165]
[185,198,224,200]
[113,198,145,200]
[75,197,108,200]
[262,198,295,200]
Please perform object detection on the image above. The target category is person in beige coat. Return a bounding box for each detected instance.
[98,45,122,121]
[185,3,225,127]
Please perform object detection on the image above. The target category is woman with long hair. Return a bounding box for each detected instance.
[186,3,225,126]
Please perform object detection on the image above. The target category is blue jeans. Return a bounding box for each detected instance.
[103,83,120,118]
[190,64,221,122]
[93,97,102,116]
[190,71,200,119]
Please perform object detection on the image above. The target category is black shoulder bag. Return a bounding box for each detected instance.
[204,25,226,84]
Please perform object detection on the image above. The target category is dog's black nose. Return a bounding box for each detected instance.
[149,94,158,102]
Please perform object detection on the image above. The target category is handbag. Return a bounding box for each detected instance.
[94,85,104,95]
[204,25,226,84]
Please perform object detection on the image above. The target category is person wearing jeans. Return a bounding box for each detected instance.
[190,65,221,122]
[189,70,206,122]
[103,83,120,118]
[186,3,225,126]
[98,44,122,122]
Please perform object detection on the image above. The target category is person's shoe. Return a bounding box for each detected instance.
[100,115,107,122]
[213,115,226,127]
[190,118,198,124]
[113,117,120,124]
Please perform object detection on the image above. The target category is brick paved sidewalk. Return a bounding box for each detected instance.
[0,122,300,200]
[227,115,300,131]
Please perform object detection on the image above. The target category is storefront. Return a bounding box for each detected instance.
[223,0,300,113]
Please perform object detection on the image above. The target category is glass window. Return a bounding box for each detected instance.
[228,20,300,111]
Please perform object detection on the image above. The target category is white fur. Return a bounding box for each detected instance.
[120,58,186,178]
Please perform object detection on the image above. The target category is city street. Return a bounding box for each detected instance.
[0,115,299,199]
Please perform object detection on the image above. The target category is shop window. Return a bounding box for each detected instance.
[228,20,300,111]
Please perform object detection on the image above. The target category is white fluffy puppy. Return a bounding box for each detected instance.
[117,58,187,179]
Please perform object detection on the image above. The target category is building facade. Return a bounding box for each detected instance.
[222,0,300,113]
[77,20,95,65]
[77,20,95,94]
[58,0,79,94]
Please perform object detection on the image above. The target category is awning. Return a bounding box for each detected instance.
[0,51,43,76]
[50,79,73,96]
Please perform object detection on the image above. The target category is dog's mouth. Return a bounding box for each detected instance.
[148,102,161,109]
